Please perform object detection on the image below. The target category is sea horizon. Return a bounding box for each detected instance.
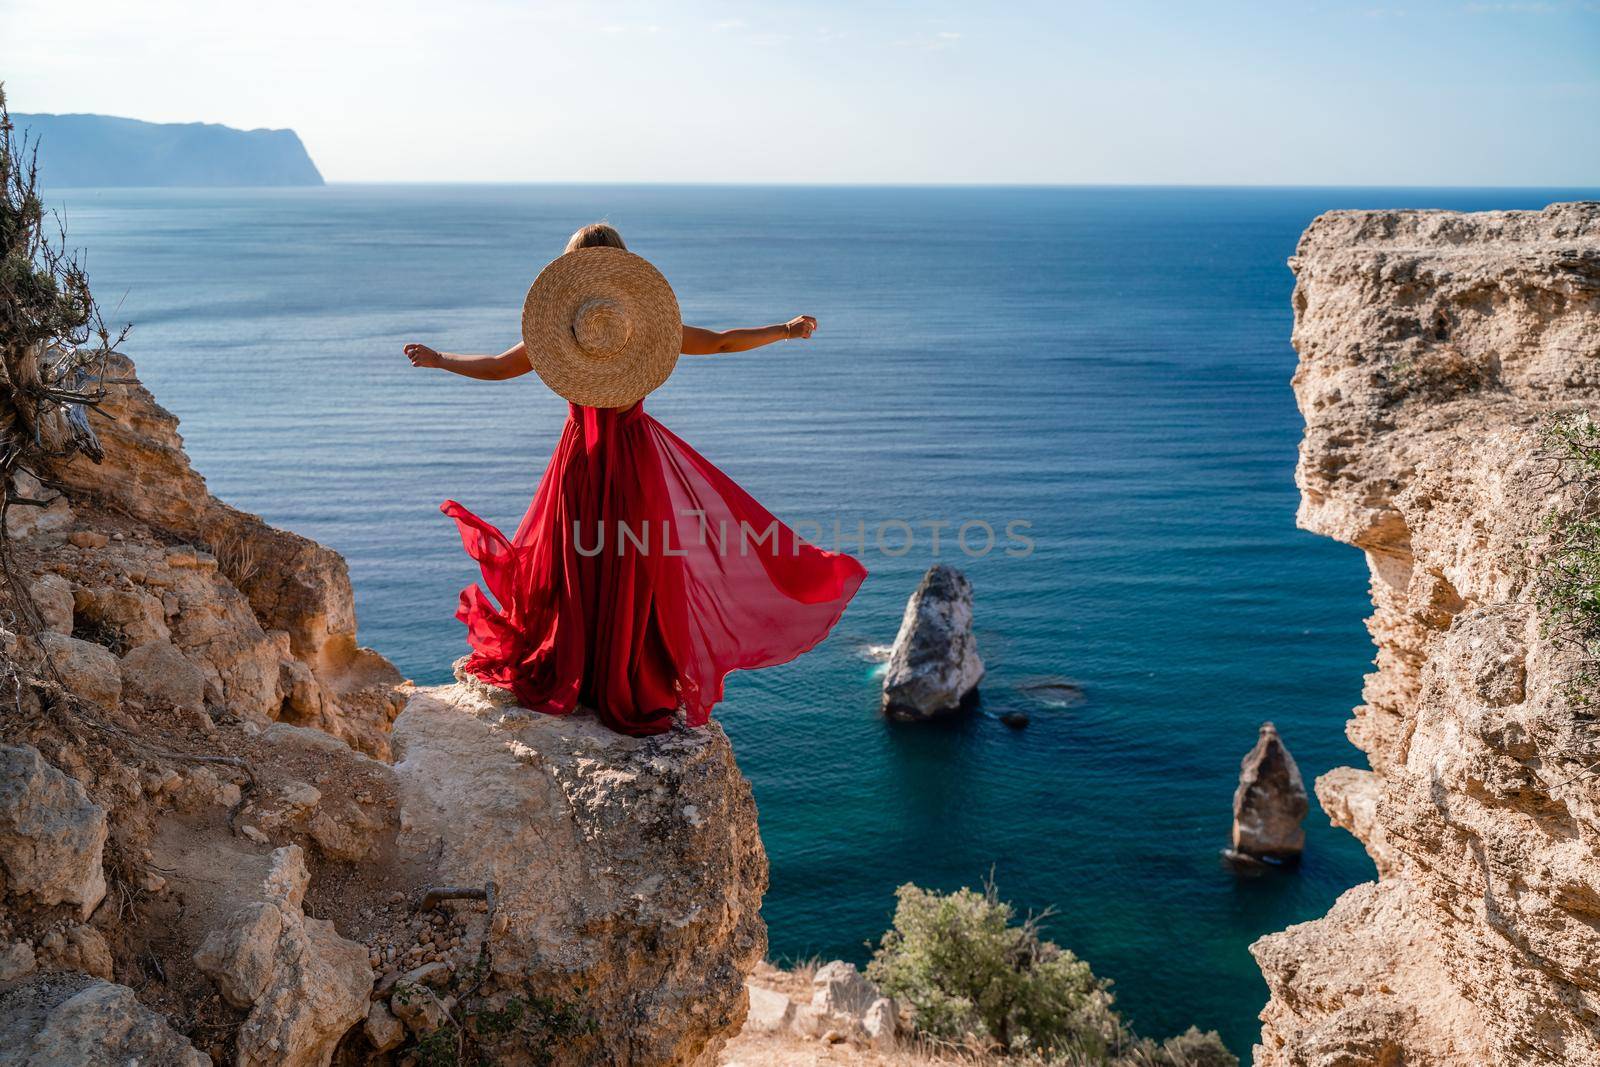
[45,178,1600,192]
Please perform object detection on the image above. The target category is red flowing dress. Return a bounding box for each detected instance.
[442,401,866,736]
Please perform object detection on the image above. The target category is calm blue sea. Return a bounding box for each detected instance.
[48,184,1597,1055]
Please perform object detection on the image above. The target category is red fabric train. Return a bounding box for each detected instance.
[443,401,866,735]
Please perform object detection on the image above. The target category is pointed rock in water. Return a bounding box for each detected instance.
[882,565,985,721]
[1227,722,1309,866]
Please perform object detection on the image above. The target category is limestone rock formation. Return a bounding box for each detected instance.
[0,973,211,1066]
[1225,722,1308,864]
[40,352,405,758]
[882,564,985,720]
[390,680,768,1066]
[0,744,107,919]
[0,351,769,1065]
[1253,202,1600,1066]
[193,845,372,1067]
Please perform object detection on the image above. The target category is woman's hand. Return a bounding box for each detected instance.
[404,343,443,368]
[785,315,818,340]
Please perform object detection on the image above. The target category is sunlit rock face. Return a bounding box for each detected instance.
[1,353,767,1066]
[1254,203,1600,1067]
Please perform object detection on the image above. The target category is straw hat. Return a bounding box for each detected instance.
[521,246,682,408]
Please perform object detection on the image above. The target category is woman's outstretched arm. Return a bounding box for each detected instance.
[681,316,816,355]
[404,341,531,380]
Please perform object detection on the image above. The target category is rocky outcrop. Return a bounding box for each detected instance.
[0,745,107,919]
[390,675,768,1066]
[1226,722,1308,864]
[1253,203,1600,1065]
[0,972,209,1066]
[882,564,984,720]
[0,352,769,1065]
[38,352,404,757]
[193,845,372,1067]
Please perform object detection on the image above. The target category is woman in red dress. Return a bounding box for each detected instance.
[404,223,866,736]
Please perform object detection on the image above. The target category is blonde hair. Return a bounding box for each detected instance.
[564,222,627,253]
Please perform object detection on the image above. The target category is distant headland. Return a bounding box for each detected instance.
[12,113,323,188]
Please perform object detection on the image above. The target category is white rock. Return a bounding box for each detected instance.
[742,983,795,1033]
[809,959,882,1018]
[862,996,900,1046]
[0,744,107,919]
[882,565,984,720]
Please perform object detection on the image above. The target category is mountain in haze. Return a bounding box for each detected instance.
[12,113,324,188]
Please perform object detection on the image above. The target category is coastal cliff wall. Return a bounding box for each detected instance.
[15,114,324,188]
[1254,203,1600,1065]
[0,354,765,1065]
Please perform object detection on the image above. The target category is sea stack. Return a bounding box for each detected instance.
[882,565,985,721]
[1226,722,1308,866]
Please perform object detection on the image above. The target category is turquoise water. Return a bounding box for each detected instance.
[50,184,1597,1055]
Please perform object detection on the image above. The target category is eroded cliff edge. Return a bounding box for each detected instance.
[0,354,766,1065]
[1253,203,1600,1065]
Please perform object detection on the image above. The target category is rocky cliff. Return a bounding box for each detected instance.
[0,354,765,1065]
[15,114,324,188]
[1253,202,1600,1065]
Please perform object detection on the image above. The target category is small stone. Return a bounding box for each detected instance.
[240,825,269,844]
[400,959,451,985]
[278,780,322,812]
[365,1000,406,1052]
[140,870,168,893]
[743,983,795,1033]
[68,530,110,549]
[862,996,900,1046]
[0,940,36,981]
[27,574,75,635]
[390,985,446,1034]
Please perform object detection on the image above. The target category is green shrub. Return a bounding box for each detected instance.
[1117,1026,1239,1067]
[867,879,1234,1065]
[1535,411,1600,706]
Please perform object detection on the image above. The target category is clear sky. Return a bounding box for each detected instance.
[3,0,1596,185]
